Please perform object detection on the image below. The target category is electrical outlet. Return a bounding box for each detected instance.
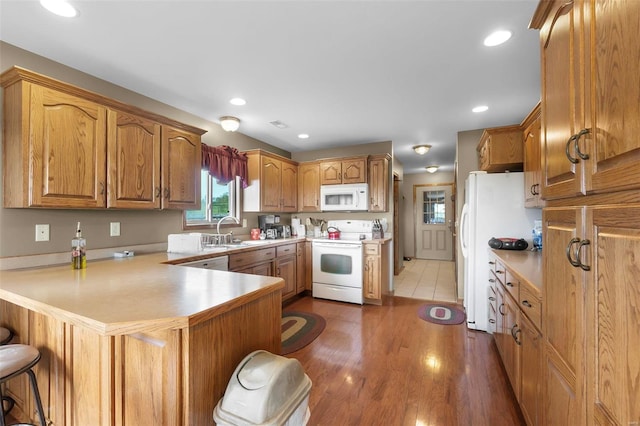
[242,219,247,227]
[110,222,121,237]
[35,224,50,242]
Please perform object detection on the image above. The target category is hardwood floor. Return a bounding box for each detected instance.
[285,295,524,426]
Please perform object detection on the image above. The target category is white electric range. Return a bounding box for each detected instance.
[311,219,386,304]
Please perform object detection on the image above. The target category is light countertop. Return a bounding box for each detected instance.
[0,252,284,335]
[490,249,542,290]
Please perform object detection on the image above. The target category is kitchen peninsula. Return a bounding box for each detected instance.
[0,253,284,425]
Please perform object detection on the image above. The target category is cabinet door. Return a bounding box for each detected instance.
[585,205,640,424]
[107,109,161,209]
[368,156,389,212]
[540,0,584,200]
[261,156,282,211]
[280,161,298,212]
[30,85,107,208]
[276,255,296,300]
[585,1,640,195]
[523,112,543,208]
[320,161,342,184]
[520,314,542,426]
[495,281,507,358]
[341,158,367,183]
[296,242,305,293]
[503,291,521,397]
[161,126,201,209]
[363,253,380,300]
[542,207,585,425]
[298,162,321,212]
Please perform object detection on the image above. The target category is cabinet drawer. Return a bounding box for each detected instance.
[276,243,296,257]
[364,244,379,255]
[229,248,276,269]
[493,260,506,285]
[520,282,542,330]
[503,268,519,300]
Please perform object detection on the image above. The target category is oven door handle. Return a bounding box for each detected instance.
[313,242,362,249]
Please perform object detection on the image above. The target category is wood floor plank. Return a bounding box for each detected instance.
[284,295,524,426]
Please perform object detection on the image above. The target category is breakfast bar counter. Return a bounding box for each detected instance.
[0,253,284,425]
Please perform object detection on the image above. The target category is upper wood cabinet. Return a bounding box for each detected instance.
[533,0,640,201]
[320,156,367,184]
[477,125,524,172]
[3,82,108,208]
[522,103,543,209]
[368,154,390,212]
[243,149,298,212]
[298,161,321,212]
[107,109,161,209]
[0,66,205,210]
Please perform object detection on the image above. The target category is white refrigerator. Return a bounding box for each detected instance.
[459,171,541,332]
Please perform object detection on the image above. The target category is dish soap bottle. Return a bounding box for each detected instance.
[71,222,87,269]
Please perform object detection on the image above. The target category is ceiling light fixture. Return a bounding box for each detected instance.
[484,30,512,47]
[298,134,309,139]
[413,145,431,155]
[425,166,439,173]
[472,105,489,113]
[40,0,78,17]
[219,116,240,132]
[229,98,246,106]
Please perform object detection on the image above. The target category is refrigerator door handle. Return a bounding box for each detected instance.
[460,203,469,258]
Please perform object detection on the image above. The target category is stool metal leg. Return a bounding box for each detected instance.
[26,369,46,426]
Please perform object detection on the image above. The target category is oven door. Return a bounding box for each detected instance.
[312,241,363,288]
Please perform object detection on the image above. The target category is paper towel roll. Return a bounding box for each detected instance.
[292,218,301,229]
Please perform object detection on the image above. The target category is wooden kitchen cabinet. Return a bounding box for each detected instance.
[530,1,640,424]
[160,126,201,210]
[520,312,543,426]
[276,243,297,301]
[296,242,306,294]
[320,156,367,184]
[244,150,298,212]
[2,81,108,208]
[107,109,162,209]
[368,154,390,212]
[0,66,205,210]
[521,102,543,208]
[477,125,523,173]
[298,161,321,212]
[363,239,390,305]
[304,241,313,291]
[534,0,640,201]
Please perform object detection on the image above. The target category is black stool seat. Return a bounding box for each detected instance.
[0,345,46,426]
[0,328,12,346]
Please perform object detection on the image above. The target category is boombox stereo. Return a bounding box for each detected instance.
[488,237,529,251]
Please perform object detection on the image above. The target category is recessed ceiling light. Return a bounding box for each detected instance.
[484,30,512,47]
[472,105,489,113]
[229,98,246,106]
[40,0,78,17]
[298,134,310,139]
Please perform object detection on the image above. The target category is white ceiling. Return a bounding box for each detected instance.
[0,0,541,175]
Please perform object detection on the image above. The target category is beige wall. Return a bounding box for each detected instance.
[454,129,483,297]
[0,42,286,258]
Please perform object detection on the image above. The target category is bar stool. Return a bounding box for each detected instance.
[0,328,12,346]
[0,345,46,426]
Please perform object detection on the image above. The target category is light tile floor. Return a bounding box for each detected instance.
[393,258,458,303]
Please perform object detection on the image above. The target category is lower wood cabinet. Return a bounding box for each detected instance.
[520,313,542,426]
[363,239,390,305]
[229,242,306,302]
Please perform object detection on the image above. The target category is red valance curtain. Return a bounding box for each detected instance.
[201,144,248,188]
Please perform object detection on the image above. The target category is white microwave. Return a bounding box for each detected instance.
[320,183,369,211]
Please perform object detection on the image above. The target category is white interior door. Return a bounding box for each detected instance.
[415,184,453,260]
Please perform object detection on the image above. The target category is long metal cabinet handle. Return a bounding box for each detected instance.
[575,128,591,160]
[576,239,591,271]
[565,134,579,164]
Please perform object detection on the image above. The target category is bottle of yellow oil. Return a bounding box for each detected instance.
[71,222,87,269]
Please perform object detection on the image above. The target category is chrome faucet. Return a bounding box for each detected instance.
[217,215,240,236]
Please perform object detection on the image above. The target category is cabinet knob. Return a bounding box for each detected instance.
[155,187,161,198]
[522,300,532,308]
[506,281,514,287]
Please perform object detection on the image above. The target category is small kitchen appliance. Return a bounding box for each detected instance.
[320,183,369,211]
[327,227,341,240]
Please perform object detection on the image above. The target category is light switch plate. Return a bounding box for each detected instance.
[35,224,50,242]
[110,222,121,237]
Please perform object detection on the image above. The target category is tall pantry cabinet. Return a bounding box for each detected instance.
[531,1,640,425]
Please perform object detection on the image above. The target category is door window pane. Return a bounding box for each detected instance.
[423,190,445,224]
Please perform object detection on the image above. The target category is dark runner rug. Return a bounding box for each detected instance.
[281,311,326,355]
